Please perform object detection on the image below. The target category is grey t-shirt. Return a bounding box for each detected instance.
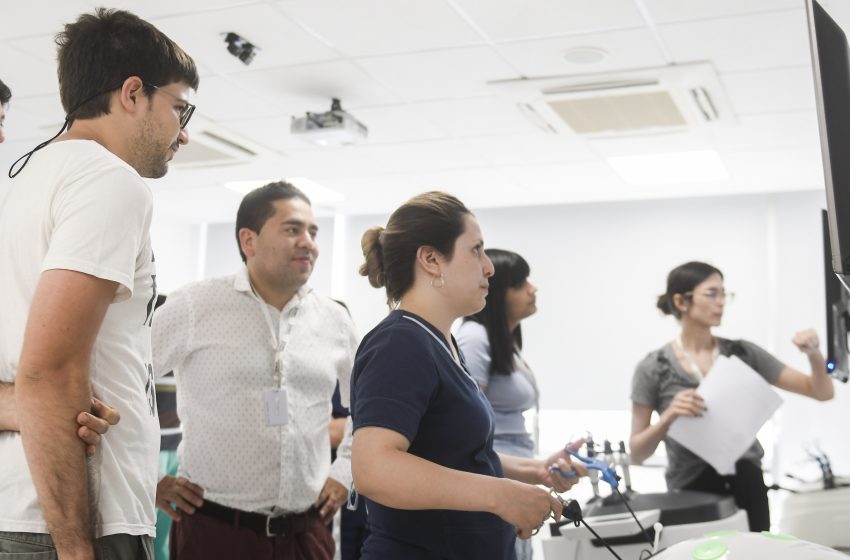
[630,338,785,489]
[456,321,537,440]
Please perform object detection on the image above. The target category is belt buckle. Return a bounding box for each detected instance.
[265,516,278,538]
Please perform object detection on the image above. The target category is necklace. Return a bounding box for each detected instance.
[675,335,720,379]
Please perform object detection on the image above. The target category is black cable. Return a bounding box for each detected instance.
[614,486,653,545]
[579,518,624,560]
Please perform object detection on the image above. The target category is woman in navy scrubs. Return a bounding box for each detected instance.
[350,192,585,559]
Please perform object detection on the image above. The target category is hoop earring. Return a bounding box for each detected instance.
[430,273,445,289]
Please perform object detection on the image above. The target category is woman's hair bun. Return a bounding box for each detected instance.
[656,293,673,315]
[359,226,386,288]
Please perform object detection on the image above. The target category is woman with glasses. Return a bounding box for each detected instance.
[350,192,585,559]
[629,261,834,532]
[456,249,539,560]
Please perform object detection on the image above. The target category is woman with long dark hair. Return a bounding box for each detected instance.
[456,249,539,560]
[629,261,834,531]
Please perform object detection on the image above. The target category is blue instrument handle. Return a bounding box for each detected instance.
[564,449,620,488]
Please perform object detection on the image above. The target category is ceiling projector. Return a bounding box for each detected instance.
[290,98,368,146]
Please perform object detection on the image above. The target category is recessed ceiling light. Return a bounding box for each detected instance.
[224,178,344,204]
[562,46,609,65]
[607,149,729,186]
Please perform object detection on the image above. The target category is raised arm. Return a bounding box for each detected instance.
[16,269,118,560]
[773,329,834,401]
[353,426,563,539]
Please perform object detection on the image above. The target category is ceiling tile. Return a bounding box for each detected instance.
[494,27,667,78]
[0,0,93,39]
[643,1,801,24]
[658,9,810,73]
[235,61,400,114]
[450,0,645,41]
[412,96,539,137]
[277,0,484,57]
[221,116,308,152]
[356,47,519,102]
[279,147,391,178]
[193,76,285,121]
[339,105,447,144]
[80,0,261,19]
[223,102,448,152]
[706,111,820,152]
[151,4,339,75]
[722,66,815,116]
[462,133,596,166]
[355,138,488,173]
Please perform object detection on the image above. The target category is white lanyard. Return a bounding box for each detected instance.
[251,285,299,386]
[675,335,720,380]
[402,315,478,388]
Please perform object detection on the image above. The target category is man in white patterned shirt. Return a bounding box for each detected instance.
[152,181,358,560]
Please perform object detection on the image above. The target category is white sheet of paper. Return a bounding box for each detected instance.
[667,355,783,475]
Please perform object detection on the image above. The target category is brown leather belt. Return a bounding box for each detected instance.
[197,500,318,537]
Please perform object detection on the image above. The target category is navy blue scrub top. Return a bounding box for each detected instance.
[351,310,517,560]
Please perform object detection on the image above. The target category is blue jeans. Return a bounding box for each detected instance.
[0,532,152,560]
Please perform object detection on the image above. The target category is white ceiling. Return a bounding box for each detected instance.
[1,0,846,222]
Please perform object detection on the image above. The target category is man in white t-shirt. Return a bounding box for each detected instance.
[0,9,198,560]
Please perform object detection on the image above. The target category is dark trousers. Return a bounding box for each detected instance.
[339,510,369,560]
[170,508,334,560]
[682,459,770,531]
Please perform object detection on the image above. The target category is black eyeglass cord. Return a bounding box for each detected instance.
[8,118,70,178]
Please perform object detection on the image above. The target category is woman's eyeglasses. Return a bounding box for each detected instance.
[685,288,735,303]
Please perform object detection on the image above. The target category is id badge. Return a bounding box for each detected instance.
[264,389,289,426]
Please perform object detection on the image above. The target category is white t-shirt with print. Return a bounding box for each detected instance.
[0,140,159,537]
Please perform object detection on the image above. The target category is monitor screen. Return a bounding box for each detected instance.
[807,0,850,282]
[822,210,850,382]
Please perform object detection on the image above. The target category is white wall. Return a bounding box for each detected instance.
[333,190,850,478]
[152,188,850,480]
[149,217,201,294]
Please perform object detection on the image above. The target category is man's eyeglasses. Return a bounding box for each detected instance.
[9,81,196,178]
[685,288,735,303]
[147,83,195,129]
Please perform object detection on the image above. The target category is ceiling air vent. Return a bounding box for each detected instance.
[490,62,734,137]
[171,116,271,169]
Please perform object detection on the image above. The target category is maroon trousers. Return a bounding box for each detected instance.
[170,508,334,560]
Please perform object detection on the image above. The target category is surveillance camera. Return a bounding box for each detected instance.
[224,32,258,66]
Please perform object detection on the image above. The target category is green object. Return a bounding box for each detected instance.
[760,531,798,541]
[154,450,180,560]
[703,530,738,538]
[692,541,728,560]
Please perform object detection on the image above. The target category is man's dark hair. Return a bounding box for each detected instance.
[235,181,312,263]
[56,8,199,126]
[465,249,530,375]
[0,78,10,106]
